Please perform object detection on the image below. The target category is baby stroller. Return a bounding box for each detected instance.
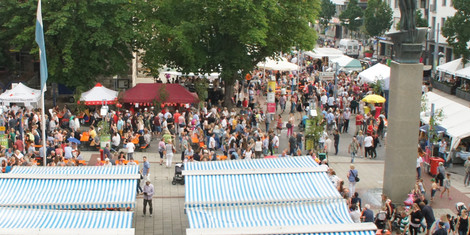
[172,163,184,185]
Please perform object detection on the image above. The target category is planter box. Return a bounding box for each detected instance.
[431,79,452,94]
[456,88,470,101]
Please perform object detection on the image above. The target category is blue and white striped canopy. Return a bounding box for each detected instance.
[0,178,136,209]
[185,171,340,207]
[187,200,353,229]
[185,156,318,171]
[0,208,133,229]
[9,165,139,175]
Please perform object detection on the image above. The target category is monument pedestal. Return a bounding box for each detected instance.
[383,62,423,203]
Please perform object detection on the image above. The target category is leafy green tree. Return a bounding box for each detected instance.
[319,0,337,33]
[0,0,136,90]
[136,0,320,106]
[442,0,470,64]
[364,0,392,37]
[339,0,363,34]
[416,10,428,27]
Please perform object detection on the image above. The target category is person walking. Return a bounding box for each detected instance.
[436,162,446,190]
[464,157,470,187]
[333,129,340,155]
[348,137,359,163]
[409,203,424,235]
[440,173,452,200]
[142,180,155,217]
[347,164,359,197]
[141,156,150,184]
[363,132,373,159]
[417,153,424,179]
[125,139,135,160]
[165,140,176,168]
[456,209,469,235]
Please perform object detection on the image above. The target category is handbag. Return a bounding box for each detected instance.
[350,170,360,182]
[286,123,292,129]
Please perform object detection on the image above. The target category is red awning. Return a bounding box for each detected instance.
[121,83,199,104]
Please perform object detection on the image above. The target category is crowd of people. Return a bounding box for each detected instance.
[0,50,469,234]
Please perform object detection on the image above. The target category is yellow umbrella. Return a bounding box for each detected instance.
[362,94,386,103]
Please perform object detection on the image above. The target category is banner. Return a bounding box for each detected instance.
[267,103,276,114]
[267,81,276,93]
[267,93,275,103]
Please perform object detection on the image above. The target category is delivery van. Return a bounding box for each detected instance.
[339,39,360,58]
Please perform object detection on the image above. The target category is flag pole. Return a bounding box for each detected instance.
[41,87,47,166]
[36,0,48,166]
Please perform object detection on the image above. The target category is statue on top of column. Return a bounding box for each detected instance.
[398,0,417,31]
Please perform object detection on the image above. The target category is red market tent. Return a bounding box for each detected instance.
[121,83,198,105]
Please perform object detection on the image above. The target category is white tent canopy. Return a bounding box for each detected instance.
[455,66,470,79]
[330,55,363,72]
[304,47,343,59]
[79,83,118,105]
[358,63,391,90]
[436,58,470,74]
[257,57,299,71]
[0,83,41,107]
[421,92,470,150]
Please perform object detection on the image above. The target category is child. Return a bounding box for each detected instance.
[399,211,410,235]
[440,173,452,200]
[418,179,426,196]
[431,178,438,202]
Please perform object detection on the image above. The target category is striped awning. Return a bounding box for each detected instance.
[185,156,318,171]
[0,166,139,209]
[187,200,353,229]
[0,208,134,234]
[185,171,341,207]
[9,165,139,175]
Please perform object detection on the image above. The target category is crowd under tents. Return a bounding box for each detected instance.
[0,82,41,107]
[0,166,139,235]
[183,157,377,235]
[78,83,118,105]
[421,91,470,150]
[121,83,198,106]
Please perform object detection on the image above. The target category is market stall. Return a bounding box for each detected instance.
[257,57,300,71]
[121,83,199,106]
[358,63,391,89]
[0,82,41,107]
[184,157,377,235]
[304,47,344,59]
[330,55,363,72]
[79,83,118,105]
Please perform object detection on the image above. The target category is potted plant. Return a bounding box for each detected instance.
[364,50,374,58]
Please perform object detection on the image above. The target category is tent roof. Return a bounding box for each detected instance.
[184,156,377,234]
[455,66,470,79]
[0,208,134,235]
[0,83,41,106]
[304,47,343,59]
[257,57,300,71]
[331,56,363,71]
[436,58,470,74]
[0,166,139,209]
[421,92,470,140]
[79,83,118,105]
[358,63,391,89]
[122,83,198,104]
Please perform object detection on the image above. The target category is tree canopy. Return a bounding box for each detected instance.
[136,0,320,101]
[339,0,363,33]
[319,0,337,33]
[364,0,392,37]
[442,0,470,64]
[0,0,136,90]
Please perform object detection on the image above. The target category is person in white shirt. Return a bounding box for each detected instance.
[126,139,135,160]
[208,134,216,151]
[254,137,263,158]
[64,142,73,159]
[363,133,374,159]
[272,135,280,154]
[111,132,121,150]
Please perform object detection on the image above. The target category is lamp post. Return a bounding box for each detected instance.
[432,23,440,78]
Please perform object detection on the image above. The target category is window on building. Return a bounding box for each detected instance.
[431,17,436,39]
[421,0,426,8]
[442,0,446,6]
[441,18,446,29]
[394,0,398,8]
[446,48,452,62]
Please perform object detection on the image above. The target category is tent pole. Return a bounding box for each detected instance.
[41,87,47,166]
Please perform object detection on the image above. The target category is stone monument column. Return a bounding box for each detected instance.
[383,62,423,202]
[383,0,427,202]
